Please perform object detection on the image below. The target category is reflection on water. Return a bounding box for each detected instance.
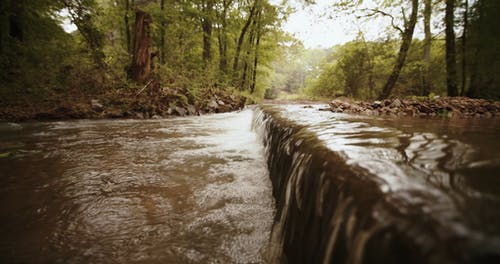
[0,110,275,263]
[276,104,500,237]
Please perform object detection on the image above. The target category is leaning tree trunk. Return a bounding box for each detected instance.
[232,0,257,82]
[250,10,262,94]
[445,0,458,96]
[130,10,152,84]
[422,0,432,96]
[241,18,256,90]
[378,0,419,99]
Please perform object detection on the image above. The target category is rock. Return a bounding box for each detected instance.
[208,100,218,109]
[318,107,331,111]
[91,99,104,112]
[390,99,402,108]
[303,105,313,109]
[418,104,433,114]
[372,100,382,108]
[166,107,174,115]
[217,100,225,106]
[405,108,416,116]
[187,105,197,115]
[134,112,144,119]
[105,109,124,118]
[151,114,162,119]
[174,106,187,116]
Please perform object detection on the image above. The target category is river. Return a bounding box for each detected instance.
[1,105,499,263]
[0,109,275,263]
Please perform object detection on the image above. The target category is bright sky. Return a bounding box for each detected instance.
[281,0,389,48]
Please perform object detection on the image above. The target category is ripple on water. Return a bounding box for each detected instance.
[274,104,500,237]
[0,109,275,263]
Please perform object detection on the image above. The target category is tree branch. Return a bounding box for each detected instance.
[358,8,404,35]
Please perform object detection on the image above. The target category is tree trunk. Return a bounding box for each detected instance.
[218,0,230,75]
[9,0,24,42]
[217,32,227,73]
[242,15,258,90]
[378,0,419,99]
[124,0,132,53]
[422,0,432,96]
[232,0,257,81]
[460,0,468,96]
[202,0,213,66]
[160,0,166,64]
[130,10,152,84]
[445,0,458,96]
[251,10,262,94]
[466,0,483,98]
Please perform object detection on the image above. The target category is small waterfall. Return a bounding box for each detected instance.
[252,106,498,264]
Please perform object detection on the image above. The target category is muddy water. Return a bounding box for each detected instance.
[250,104,500,263]
[273,104,500,242]
[0,110,275,263]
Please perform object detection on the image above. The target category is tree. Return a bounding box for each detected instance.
[62,0,105,67]
[459,0,468,96]
[445,0,458,96]
[233,0,258,85]
[160,0,166,64]
[201,0,213,66]
[124,0,133,53]
[378,0,419,99]
[467,0,500,99]
[130,10,152,84]
[251,9,263,93]
[422,0,432,96]
[216,0,232,76]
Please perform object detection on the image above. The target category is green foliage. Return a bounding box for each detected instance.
[301,39,449,100]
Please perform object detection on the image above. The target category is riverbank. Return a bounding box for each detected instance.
[328,97,500,118]
[0,86,246,122]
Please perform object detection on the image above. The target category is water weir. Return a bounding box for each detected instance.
[253,105,500,264]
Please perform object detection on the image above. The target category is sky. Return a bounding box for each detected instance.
[281,0,389,48]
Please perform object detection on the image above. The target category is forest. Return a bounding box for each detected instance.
[0,0,499,120]
[272,0,500,101]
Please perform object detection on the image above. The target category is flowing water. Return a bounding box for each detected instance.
[1,104,500,263]
[0,109,275,263]
[256,104,500,263]
[276,104,500,234]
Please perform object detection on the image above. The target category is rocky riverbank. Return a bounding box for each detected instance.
[328,97,500,118]
[0,86,246,122]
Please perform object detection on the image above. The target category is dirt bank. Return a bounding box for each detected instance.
[0,86,246,122]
